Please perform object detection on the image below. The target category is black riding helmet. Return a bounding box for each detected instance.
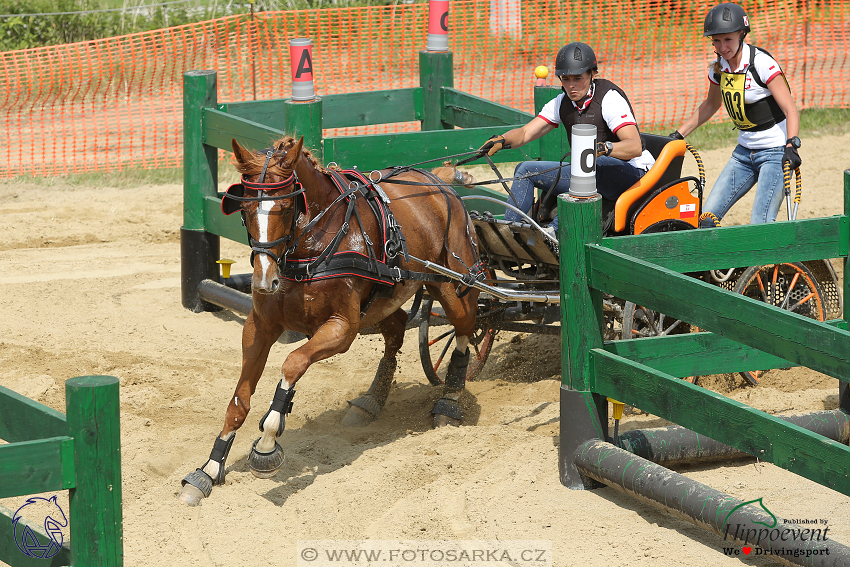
[554,42,597,76]
[703,2,750,37]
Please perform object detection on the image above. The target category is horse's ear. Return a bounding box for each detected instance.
[231,138,252,165]
[283,136,304,168]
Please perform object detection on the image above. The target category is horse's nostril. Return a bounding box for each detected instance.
[270,279,280,293]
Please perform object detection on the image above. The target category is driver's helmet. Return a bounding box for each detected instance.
[703,2,750,37]
[554,42,598,76]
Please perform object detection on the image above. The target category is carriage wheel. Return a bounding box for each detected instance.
[622,302,699,384]
[732,262,825,386]
[418,297,495,386]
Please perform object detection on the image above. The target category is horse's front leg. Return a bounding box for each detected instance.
[178,311,281,506]
[248,314,359,478]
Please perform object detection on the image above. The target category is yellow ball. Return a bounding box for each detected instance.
[534,65,549,79]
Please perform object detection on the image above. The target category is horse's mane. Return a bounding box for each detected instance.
[234,136,338,178]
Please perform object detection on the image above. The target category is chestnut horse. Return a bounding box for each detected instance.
[179,136,483,504]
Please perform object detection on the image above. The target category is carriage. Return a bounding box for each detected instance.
[414,132,842,387]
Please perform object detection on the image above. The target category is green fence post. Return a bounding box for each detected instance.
[534,85,568,162]
[419,50,453,131]
[557,192,608,489]
[66,376,122,567]
[842,169,850,413]
[182,70,221,312]
[283,98,323,162]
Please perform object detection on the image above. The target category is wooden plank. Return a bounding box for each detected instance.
[605,319,848,378]
[592,349,850,495]
[322,126,539,172]
[589,246,850,380]
[0,504,71,567]
[0,385,66,443]
[441,88,534,128]
[0,437,75,498]
[602,215,848,272]
[202,108,287,152]
[322,89,421,129]
[217,99,288,132]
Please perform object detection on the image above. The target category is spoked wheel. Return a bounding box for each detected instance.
[732,262,825,385]
[418,297,496,386]
[622,302,698,384]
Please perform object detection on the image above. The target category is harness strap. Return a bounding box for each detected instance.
[283,251,451,284]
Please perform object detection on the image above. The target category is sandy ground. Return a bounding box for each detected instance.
[1,133,849,567]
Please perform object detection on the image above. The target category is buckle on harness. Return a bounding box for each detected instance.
[392,266,403,282]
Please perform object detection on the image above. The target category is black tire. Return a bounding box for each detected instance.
[732,262,825,385]
[418,297,495,386]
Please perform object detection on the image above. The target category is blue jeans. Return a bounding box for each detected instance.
[703,145,785,225]
[503,157,646,230]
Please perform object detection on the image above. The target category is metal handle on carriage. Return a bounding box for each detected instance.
[406,254,560,304]
[460,195,557,243]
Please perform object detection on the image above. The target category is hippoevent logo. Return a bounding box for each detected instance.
[11,496,67,559]
[721,498,831,559]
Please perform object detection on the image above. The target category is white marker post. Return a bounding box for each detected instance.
[289,38,315,101]
[426,0,449,52]
[569,124,597,197]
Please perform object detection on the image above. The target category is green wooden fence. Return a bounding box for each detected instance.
[0,376,123,567]
[557,169,850,494]
[181,49,567,311]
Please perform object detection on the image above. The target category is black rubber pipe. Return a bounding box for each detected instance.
[574,439,850,566]
[617,409,850,466]
[197,279,252,316]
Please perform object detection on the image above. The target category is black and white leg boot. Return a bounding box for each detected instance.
[431,348,469,427]
[249,381,295,478]
[178,430,236,506]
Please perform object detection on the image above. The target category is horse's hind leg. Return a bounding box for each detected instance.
[429,286,478,428]
[341,308,407,426]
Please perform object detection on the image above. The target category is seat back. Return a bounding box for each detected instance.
[613,135,687,233]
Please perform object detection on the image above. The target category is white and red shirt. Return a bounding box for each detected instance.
[538,88,656,171]
[709,43,788,149]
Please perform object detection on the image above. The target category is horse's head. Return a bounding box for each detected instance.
[226,137,306,294]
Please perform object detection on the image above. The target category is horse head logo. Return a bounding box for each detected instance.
[12,495,68,559]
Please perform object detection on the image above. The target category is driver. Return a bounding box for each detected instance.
[479,41,655,234]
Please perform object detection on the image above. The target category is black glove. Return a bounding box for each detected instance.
[783,145,802,170]
[479,135,509,157]
[669,130,684,140]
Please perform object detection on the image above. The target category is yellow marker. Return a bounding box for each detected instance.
[534,65,549,79]
[607,397,624,420]
[217,259,236,279]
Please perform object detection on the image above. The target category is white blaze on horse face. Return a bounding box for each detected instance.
[255,190,277,288]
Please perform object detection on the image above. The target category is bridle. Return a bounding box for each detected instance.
[222,147,306,268]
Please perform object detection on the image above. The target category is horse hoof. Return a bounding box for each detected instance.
[432,413,461,428]
[431,397,463,428]
[341,396,381,427]
[249,438,285,478]
[177,483,206,506]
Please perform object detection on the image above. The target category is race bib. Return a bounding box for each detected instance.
[720,71,757,130]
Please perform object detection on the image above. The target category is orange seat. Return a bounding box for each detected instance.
[614,138,687,233]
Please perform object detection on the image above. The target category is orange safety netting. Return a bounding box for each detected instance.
[1,0,848,178]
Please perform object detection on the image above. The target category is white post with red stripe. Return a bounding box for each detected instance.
[289,38,315,101]
[426,0,449,52]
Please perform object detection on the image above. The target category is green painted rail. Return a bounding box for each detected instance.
[0,377,123,567]
[556,169,850,496]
